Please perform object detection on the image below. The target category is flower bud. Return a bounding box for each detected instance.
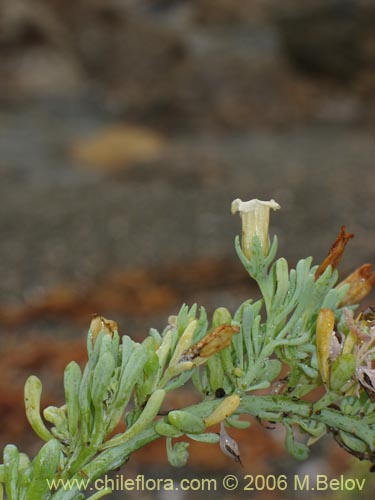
[315,226,354,279]
[337,264,375,306]
[204,394,240,427]
[316,308,336,387]
[231,198,280,258]
[89,314,118,344]
[179,324,240,365]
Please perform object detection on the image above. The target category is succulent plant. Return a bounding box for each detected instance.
[1,198,375,499]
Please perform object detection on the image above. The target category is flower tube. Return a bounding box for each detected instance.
[231,198,280,258]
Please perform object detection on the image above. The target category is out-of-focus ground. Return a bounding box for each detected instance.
[0,0,374,498]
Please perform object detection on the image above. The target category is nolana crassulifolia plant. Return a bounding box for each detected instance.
[2,198,375,499]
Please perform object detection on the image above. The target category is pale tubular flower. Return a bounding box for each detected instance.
[231,198,280,258]
[219,421,242,465]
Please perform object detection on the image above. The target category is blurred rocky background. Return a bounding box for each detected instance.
[0,0,374,498]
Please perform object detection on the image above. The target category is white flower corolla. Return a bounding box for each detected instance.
[231,198,280,258]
